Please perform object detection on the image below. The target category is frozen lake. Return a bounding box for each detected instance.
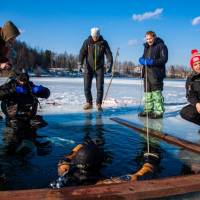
[0,77,200,196]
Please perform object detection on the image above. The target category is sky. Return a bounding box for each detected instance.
[1,0,200,67]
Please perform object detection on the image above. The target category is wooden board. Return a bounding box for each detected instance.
[111,117,200,154]
[1,174,200,199]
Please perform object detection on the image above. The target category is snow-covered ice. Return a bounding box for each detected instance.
[10,77,186,114]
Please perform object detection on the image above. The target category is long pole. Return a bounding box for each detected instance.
[103,48,120,103]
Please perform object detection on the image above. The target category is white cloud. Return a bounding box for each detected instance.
[19,29,26,34]
[128,39,138,46]
[132,8,163,22]
[192,16,200,26]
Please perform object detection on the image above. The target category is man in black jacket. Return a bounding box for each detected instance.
[78,27,113,111]
[180,49,200,126]
[0,73,50,130]
[138,31,168,119]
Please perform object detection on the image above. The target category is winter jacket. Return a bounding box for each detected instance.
[0,79,50,118]
[0,21,20,64]
[141,37,168,79]
[186,72,200,106]
[79,36,113,72]
[0,31,9,64]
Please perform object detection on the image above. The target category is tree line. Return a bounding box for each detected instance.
[5,40,191,78]
[11,40,78,72]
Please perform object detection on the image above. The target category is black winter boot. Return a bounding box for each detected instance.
[83,103,93,110]
[96,104,103,112]
[149,112,163,119]
[138,112,152,117]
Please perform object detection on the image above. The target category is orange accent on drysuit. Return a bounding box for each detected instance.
[96,162,154,185]
[58,144,83,176]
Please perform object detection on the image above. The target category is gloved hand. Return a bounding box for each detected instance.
[139,57,154,66]
[106,67,112,74]
[106,62,112,73]
[32,85,44,94]
[0,62,12,70]
[139,57,146,65]
[145,58,154,65]
[78,63,83,73]
[16,86,27,94]
[119,175,131,181]
[49,172,69,189]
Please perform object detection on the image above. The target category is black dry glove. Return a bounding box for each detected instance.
[49,171,69,189]
[106,63,112,74]
[78,63,83,73]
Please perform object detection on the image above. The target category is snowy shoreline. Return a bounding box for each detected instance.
[0,76,185,86]
[0,77,186,115]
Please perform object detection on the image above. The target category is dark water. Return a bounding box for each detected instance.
[0,107,193,190]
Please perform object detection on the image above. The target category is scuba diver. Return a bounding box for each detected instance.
[50,111,161,188]
[50,139,105,188]
[50,138,160,188]
[0,72,50,130]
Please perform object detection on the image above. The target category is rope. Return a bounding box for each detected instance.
[137,67,144,113]
[145,60,150,154]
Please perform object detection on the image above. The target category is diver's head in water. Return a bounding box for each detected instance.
[51,139,105,188]
[72,139,104,172]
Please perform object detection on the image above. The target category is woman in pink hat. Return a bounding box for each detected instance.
[180,49,200,125]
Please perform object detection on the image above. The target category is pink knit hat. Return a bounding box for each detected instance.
[190,49,200,68]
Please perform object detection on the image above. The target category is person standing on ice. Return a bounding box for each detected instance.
[0,21,20,119]
[180,49,200,126]
[78,27,113,111]
[138,31,168,119]
[0,21,20,71]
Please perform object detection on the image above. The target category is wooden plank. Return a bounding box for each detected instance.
[111,117,200,154]
[1,174,200,199]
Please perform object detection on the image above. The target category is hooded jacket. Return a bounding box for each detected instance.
[141,37,168,79]
[79,35,113,72]
[0,21,20,64]
[186,72,200,107]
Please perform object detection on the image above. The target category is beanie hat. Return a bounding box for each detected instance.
[90,27,100,38]
[1,21,20,42]
[190,49,200,68]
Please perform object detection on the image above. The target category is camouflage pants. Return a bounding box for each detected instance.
[144,90,164,114]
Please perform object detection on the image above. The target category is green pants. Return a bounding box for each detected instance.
[144,90,164,114]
